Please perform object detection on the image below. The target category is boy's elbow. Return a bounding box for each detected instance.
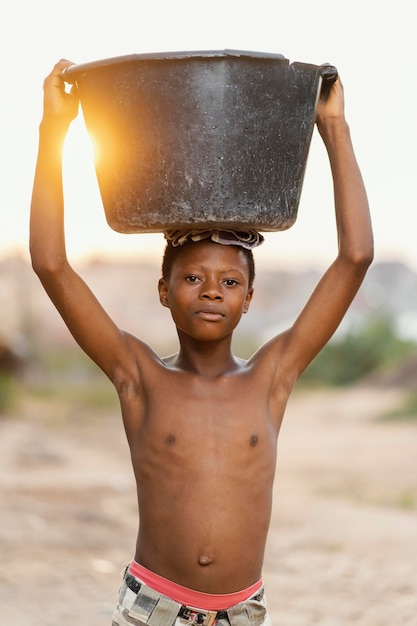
[364,246,374,268]
[356,243,374,268]
[30,242,66,280]
[344,242,374,275]
[30,242,47,277]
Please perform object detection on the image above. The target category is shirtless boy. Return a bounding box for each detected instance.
[30,59,373,626]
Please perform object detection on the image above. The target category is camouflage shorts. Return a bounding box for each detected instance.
[112,569,271,626]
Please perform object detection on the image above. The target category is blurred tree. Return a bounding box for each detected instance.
[0,343,22,412]
[299,314,416,386]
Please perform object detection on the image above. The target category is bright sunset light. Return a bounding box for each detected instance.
[64,115,97,169]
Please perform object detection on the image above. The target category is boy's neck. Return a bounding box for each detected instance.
[169,337,243,378]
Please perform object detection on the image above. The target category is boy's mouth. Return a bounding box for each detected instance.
[196,308,225,321]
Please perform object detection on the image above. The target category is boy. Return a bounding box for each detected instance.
[30,59,373,626]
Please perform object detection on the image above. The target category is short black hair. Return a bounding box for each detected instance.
[161,240,256,288]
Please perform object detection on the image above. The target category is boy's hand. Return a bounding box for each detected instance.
[315,75,345,132]
[42,59,79,128]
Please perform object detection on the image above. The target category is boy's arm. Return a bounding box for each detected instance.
[268,77,373,386]
[30,60,140,387]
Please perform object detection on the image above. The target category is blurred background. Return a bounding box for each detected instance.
[0,1,416,625]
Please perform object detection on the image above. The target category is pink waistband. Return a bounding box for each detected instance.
[128,561,263,611]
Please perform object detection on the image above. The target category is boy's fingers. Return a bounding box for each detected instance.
[51,59,76,77]
[56,58,75,68]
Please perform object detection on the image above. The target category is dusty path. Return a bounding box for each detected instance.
[1,386,416,625]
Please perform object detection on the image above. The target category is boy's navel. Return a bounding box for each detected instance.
[250,434,259,447]
[166,434,176,445]
[198,555,213,566]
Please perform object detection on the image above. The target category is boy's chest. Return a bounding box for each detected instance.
[150,368,267,415]
[142,370,277,447]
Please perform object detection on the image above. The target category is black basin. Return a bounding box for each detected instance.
[64,50,337,233]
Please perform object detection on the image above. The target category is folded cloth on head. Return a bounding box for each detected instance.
[164,229,264,250]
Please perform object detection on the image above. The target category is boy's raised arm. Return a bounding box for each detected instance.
[30,60,139,385]
[271,77,373,384]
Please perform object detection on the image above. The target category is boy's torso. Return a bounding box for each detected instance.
[117,342,288,594]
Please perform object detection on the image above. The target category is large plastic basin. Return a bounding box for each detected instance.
[64,50,336,233]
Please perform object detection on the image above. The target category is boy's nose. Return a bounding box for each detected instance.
[201,281,223,300]
[202,291,222,300]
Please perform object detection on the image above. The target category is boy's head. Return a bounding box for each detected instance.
[161,229,263,289]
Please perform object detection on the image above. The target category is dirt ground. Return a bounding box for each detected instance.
[1,385,416,625]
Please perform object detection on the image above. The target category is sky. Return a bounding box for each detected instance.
[1,0,416,270]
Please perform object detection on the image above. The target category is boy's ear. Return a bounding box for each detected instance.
[243,287,254,314]
[158,277,169,308]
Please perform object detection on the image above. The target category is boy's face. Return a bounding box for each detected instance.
[158,240,254,342]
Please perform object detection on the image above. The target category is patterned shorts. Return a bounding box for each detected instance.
[112,569,271,626]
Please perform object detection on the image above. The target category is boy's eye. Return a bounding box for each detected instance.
[186,275,199,283]
[224,279,238,286]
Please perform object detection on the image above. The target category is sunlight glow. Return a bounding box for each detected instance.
[64,114,99,168]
